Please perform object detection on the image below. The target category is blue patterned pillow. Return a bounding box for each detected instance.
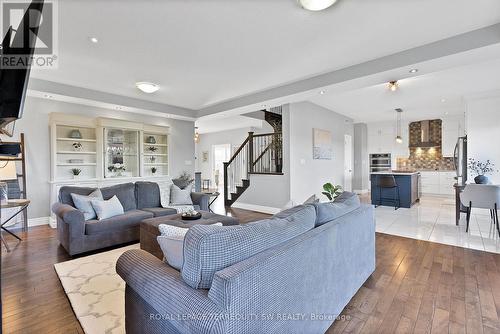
[181,205,316,289]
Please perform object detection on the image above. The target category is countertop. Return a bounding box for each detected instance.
[370,171,420,176]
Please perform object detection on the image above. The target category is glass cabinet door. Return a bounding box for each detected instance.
[104,128,139,178]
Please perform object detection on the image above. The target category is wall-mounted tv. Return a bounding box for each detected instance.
[0,0,44,137]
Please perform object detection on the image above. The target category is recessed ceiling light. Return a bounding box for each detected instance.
[89,37,98,43]
[115,106,123,110]
[44,94,53,99]
[135,82,160,94]
[441,98,446,103]
[409,68,418,73]
[319,90,326,95]
[299,0,338,11]
[445,111,449,115]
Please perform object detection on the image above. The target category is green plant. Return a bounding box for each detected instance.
[178,171,194,183]
[151,167,157,174]
[322,182,343,201]
[70,168,81,176]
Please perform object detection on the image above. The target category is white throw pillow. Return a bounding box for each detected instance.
[157,180,173,208]
[90,195,124,220]
[71,189,103,220]
[170,183,193,206]
[157,223,222,270]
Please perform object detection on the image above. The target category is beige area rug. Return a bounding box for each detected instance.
[54,244,139,334]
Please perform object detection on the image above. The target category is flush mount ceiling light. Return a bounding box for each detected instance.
[299,0,338,11]
[135,82,160,94]
[388,81,399,92]
[409,68,418,73]
[395,108,403,144]
[89,37,98,43]
[319,90,326,95]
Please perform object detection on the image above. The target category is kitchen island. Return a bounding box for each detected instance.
[370,172,420,208]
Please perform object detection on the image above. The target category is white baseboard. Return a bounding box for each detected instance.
[49,217,57,229]
[231,202,280,215]
[353,189,369,194]
[28,216,51,227]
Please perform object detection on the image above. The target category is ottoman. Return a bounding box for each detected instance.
[140,210,239,259]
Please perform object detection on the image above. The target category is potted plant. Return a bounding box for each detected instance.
[108,163,126,177]
[71,168,82,179]
[322,182,343,201]
[147,146,158,153]
[151,167,157,175]
[468,158,496,184]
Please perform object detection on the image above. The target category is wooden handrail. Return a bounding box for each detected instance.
[252,132,282,138]
[226,132,253,166]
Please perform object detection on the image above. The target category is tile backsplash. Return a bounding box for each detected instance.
[396,119,456,171]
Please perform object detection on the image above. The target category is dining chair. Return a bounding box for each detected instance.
[460,184,500,237]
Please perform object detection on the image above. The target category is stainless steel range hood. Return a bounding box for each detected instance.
[410,120,439,148]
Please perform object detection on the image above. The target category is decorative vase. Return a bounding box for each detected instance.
[474,175,489,184]
[146,136,156,144]
[72,174,80,180]
[69,129,82,139]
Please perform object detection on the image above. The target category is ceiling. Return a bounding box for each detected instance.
[30,0,500,115]
[310,57,500,123]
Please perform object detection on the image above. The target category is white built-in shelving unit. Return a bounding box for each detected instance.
[49,113,172,226]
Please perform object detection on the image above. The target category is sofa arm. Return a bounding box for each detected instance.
[51,202,85,238]
[191,192,210,211]
[116,249,224,334]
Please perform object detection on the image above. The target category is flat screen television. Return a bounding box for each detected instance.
[0,0,44,136]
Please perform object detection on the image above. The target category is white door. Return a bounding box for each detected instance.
[212,144,231,190]
[344,134,353,192]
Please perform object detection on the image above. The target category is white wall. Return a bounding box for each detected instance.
[288,101,354,203]
[467,95,500,184]
[0,96,195,220]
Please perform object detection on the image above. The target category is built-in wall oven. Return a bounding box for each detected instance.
[370,153,391,172]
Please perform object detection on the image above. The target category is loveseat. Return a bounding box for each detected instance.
[116,192,376,333]
[52,181,209,256]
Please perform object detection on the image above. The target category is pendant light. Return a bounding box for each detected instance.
[194,127,200,143]
[395,108,403,144]
[388,81,399,92]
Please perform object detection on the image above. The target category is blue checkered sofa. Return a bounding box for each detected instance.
[116,192,375,334]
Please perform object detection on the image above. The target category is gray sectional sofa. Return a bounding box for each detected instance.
[116,192,376,334]
[52,181,209,256]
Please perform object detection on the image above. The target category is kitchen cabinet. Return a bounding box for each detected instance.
[442,116,464,157]
[419,171,455,196]
[367,122,409,166]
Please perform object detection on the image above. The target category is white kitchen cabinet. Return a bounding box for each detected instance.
[419,171,455,196]
[442,116,461,157]
[439,171,456,195]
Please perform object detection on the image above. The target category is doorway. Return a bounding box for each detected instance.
[212,144,231,191]
[344,134,353,192]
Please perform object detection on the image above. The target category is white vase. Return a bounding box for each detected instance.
[73,174,80,180]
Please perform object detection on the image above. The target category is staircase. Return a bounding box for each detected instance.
[223,107,283,206]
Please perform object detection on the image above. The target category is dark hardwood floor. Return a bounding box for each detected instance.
[3,206,500,333]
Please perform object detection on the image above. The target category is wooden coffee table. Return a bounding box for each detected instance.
[140,210,239,259]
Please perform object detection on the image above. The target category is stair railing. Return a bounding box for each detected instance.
[223,132,252,206]
[223,131,283,206]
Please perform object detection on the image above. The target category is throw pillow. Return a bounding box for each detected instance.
[170,183,193,206]
[90,195,125,220]
[303,194,319,204]
[157,223,222,270]
[157,180,173,208]
[70,189,103,220]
